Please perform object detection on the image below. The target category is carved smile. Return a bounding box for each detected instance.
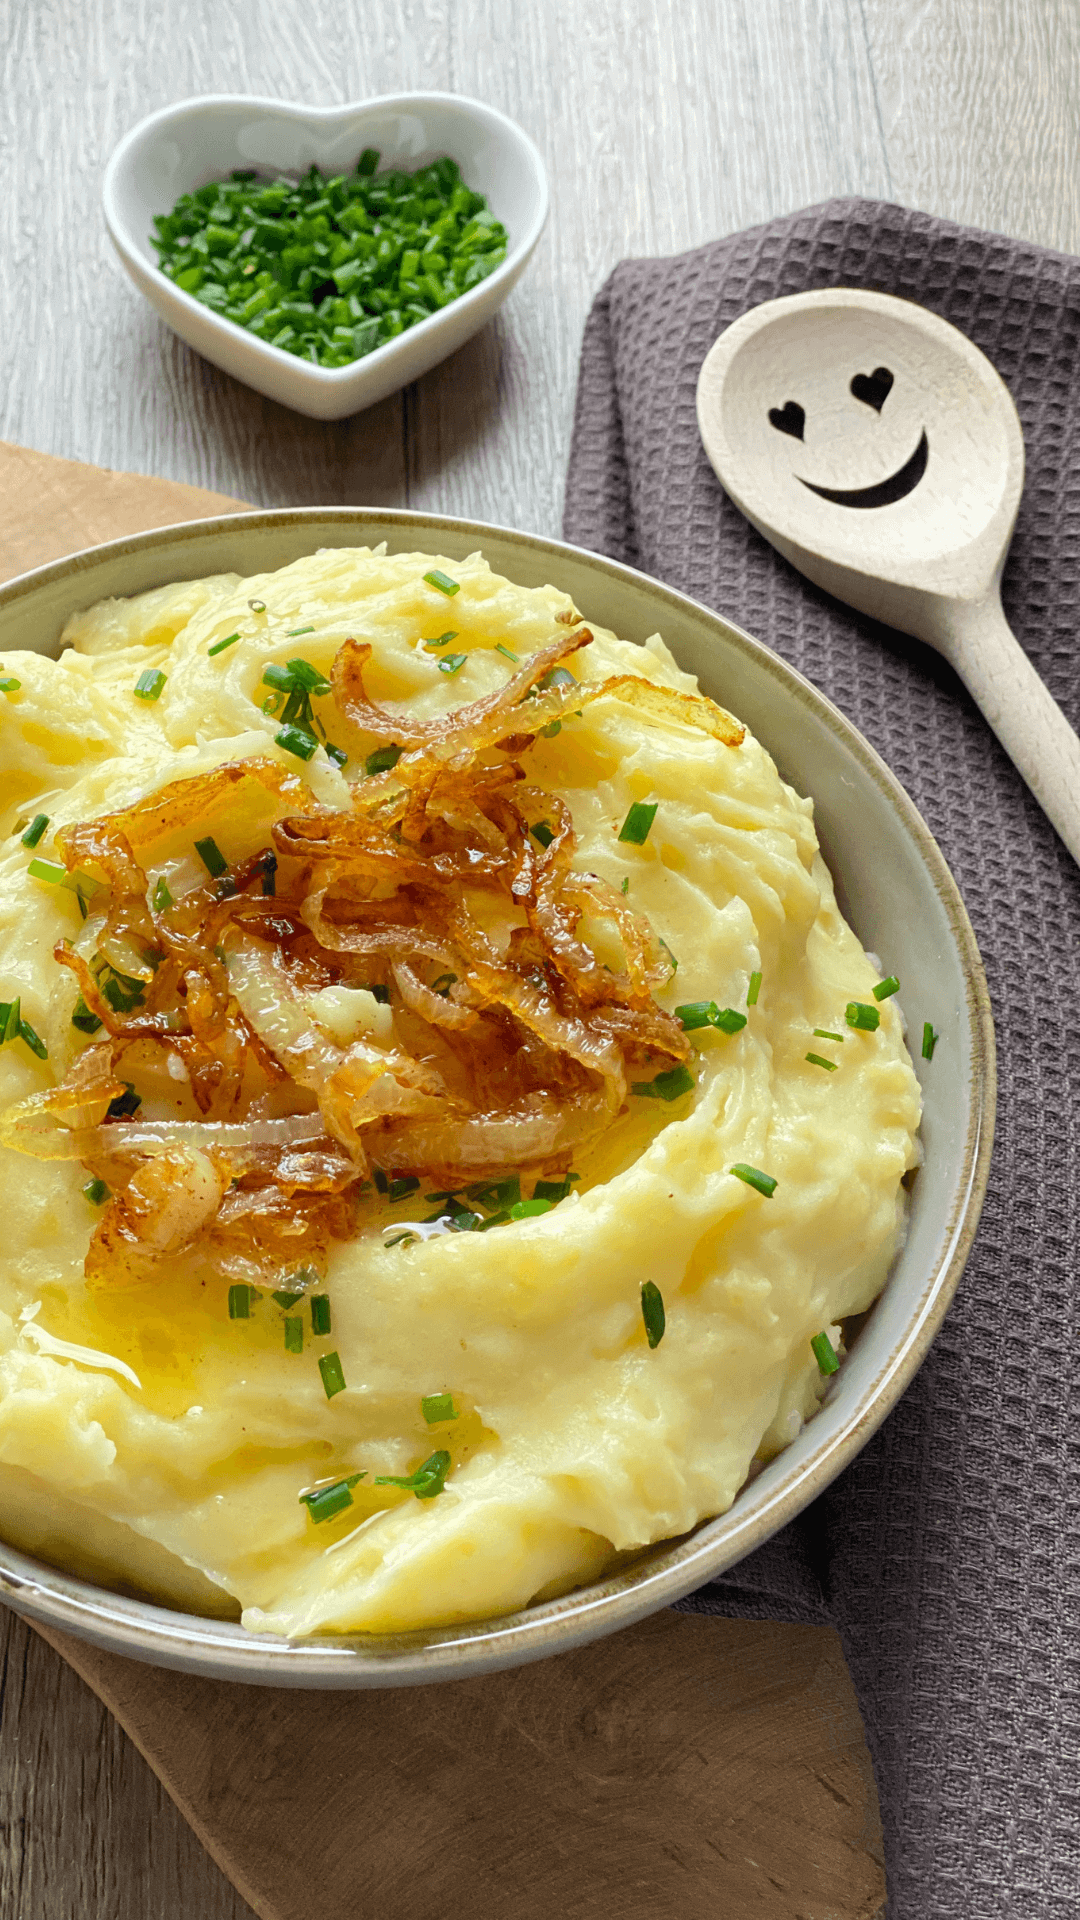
[798,431,929,508]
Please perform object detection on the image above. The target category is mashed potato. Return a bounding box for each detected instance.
[0,547,920,1636]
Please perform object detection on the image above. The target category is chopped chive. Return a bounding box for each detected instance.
[813,1029,844,1042]
[272,1289,304,1309]
[319,1351,347,1399]
[510,1197,554,1220]
[262,662,294,692]
[364,744,401,776]
[276,722,319,761]
[325,741,348,769]
[106,1085,141,1120]
[208,631,241,657]
[372,1166,389,1194]
[228,1284,252,1320]
[284,1315,304,1354]
[20,814,48,849]
[618,800,658,846]
[449,1210,484,1233]
[541,720,562,738]
[367,984,390,1004]
[495,643,519,663]
[262,694,282,716]
[311,1294,332,1336]
[676,1001,715,1031]
[284,658,331,693]
[872,976,900,1001]
[248,598,266,613]
[437,651,467,676]
[747,971,762,1006]
[1,997,20,1043]
[640,1280,666,1349]
[152,875,174,912]
[83,1177,111,1205]
[846,1001,880,1032]
[71,995,103,1035]
[711,1006,747,1035]
[286,626,316,637]
[476,1210,511,1232]
[730,1163,777,1198]
[464,1174,522,1210]
[0,674,21,694]
[922,1022,938,1061]
[422,630,458,650]
[421,1392,457,1424]
[811,1330,840,1376]
[532,1175,575,1204]
[659,938,678,974]
[431,972,457,995]
[388,1175,420,1202]
[17,1019,47,1060]
[631,1063,695,1101]
[375,1449,451,1498]
[301,1474,364,1523]
[621,877,629,894]
[27,858,66,885]
[424,570,459,596]
[194,836,228,878]
[806,1052,838,1071]
[531,820,554,848]
[133,668,166,701]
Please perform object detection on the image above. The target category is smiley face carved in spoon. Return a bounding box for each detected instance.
[767,366,929,508]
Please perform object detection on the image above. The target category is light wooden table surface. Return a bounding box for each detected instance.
[1,2,1078,1913]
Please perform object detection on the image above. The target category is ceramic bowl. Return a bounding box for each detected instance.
[0,510,995,1686]
[102,95,549,420]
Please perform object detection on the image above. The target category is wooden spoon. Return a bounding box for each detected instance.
[696,287,1080,865]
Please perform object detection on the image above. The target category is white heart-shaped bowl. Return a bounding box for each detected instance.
[0,511,994,1687]
[102,94,549,420]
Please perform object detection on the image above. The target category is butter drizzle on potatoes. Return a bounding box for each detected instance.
[0,548,921,1636]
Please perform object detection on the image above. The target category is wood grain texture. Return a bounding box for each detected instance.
[0,0,1078,1912]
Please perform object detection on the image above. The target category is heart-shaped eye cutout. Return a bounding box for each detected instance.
[850,366,894,412]
[768,401,805,440]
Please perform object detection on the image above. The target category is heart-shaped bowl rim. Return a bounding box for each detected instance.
[102,92,549,402]
[0,508,995,1686]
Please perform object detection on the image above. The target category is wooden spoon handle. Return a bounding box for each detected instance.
[944,593,1080,870]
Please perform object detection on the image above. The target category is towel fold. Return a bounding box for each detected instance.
[563,197,1080,1919]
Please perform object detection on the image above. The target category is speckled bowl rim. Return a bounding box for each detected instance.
[0,508,995,1687]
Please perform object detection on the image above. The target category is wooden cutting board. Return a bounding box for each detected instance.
[0,440,884,1920]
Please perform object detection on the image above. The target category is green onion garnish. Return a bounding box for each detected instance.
[311,1294,332,1336]
[248,599,266,614]
[262,694,282,716]
[531,820,554,848]
[364,744,401,776]
[813,1029,844,1041]
[532,1174,576,1204]
[194,836,228,878]
[872,976,900,1001]
[152,875,174,912]
[496,644,519,662]
[375,1449,451,1499]
[301,1473,364,1523]
[711,1006,747,1035]
[208,631,240,657]
[424,570,460,596]
[846,1001,880,1032]
[811,1330,840,1375]
[284,1315,303,1354]
[747,971,762,1006]
[276,722,319,761]
[431,973,457,995]
[421,1392,457,1425]
[272,1289,304,1309]
[437,652,467,676]
[659,939,678,974]
[83,1177,111,1205]
[922,1022,938,1061]
[286,626,315,638]
[27,858,66,885]
[621,877,629,894]
[285,658,331,692]
[422,630,458,650]
[631,1064,695,1101]
[0,674,21,694]
[388,1175,420,1203]
[262,663,294,692]
[319,1351,347,1399]
[71,996,102,1035]
[675,1002,715,1031]
[325,742,348,769]
[464,1174,522,1210]
[509,1197,554,1220]
[0,997,19,1043]
[107,1085,141,1120]
[133,668,166,702]
[228,1284,252,1319]
[372,1166,389,1194]
[20,814,48,849]
[16,1019,47,1060]
[731,1164,777,1198]
[805,1052,838,1071]
[618,801,658,845]
[640,1280,666,1349]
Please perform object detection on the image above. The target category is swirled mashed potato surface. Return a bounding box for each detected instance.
[0,548,920,1635]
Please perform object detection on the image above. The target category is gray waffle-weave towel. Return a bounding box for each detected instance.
[563,197,1080,1919]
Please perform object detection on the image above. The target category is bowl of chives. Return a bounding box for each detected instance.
[103,93,549,420]
[0,509,993,1687]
